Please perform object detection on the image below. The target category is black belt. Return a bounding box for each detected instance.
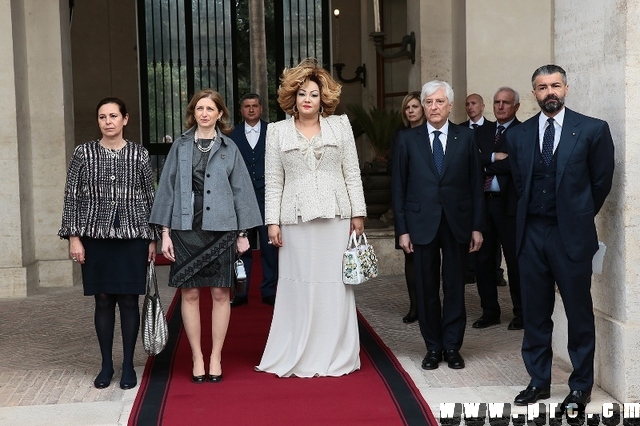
[484,191,501,198]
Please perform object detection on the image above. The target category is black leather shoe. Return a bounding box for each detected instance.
[465,274,476,284]
[230,296,248,307]
[262,295,276,306]
[508,316,524,330]
[443,349,465,369]
[561,390,591,414]
[472,316,501,329]
[208,374,223,383]
[94,368,114,389]
[192,374,206,384]
[514,386,551,405]
[497,277,507,286]
[421,350,443,370]
[402,312,418,323]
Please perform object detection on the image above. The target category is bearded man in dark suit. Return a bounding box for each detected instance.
[393,80,484,370]
[507,65,614,412]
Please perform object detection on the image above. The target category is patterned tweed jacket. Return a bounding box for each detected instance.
[265,114,366,225]
[58,140,159,240]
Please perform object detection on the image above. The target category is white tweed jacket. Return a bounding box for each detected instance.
[265,114,367,225]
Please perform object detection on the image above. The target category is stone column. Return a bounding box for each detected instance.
[0,0,76,298]
[407,0,467,120]
[554,0,639,402]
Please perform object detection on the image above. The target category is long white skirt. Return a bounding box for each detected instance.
[255,217,361,377]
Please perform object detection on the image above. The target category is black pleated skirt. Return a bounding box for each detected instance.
[81,237,150,296]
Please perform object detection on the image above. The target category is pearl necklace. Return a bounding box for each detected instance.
[195,130,216,153]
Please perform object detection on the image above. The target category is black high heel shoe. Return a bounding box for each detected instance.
[192,374,206,384]
[207,374,223,383]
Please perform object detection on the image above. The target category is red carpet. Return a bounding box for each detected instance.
[130,251,437,425]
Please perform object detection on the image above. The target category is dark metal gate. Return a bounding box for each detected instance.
[137,0,330,180]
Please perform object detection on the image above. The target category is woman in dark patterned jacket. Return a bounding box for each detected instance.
[58,97,159,390]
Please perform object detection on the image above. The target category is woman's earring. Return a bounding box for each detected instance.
[319,106,324,115]
[293,105,299,114]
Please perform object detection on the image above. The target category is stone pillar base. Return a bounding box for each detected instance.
[0,268,27,298]
[30,260,77,290]
[366,227,404,275]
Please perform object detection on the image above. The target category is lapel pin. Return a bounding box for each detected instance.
[221,154,225,159]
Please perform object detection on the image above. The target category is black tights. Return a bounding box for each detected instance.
[94,293,140,374]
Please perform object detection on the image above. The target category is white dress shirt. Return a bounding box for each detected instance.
[469,116,486,128]
[245,121,261,149]
[537,107,565,154]
[426,121,450,153]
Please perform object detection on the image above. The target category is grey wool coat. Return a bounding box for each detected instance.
[149,127,263,232]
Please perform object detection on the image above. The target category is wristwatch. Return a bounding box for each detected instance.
[238,230,248,238]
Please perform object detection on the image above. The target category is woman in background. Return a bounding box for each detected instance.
[393,91,426,324]
[256,58,366,377]
[59,97,158,390]
[150,89,261,383]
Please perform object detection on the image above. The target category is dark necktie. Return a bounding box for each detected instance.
[542,118,555,166]
[432,130,444,176]
[472,123,479,129]
[483,125,505,191]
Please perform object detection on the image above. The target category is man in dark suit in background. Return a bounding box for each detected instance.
[229,93,278,307]
[472,87,523,331]
[460,93,492,129]
[459,93,503,286]
[507,65,614,411]
[393,80,484,370]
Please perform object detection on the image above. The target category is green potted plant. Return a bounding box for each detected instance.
[347,104,403,173]
[347,105,402,223]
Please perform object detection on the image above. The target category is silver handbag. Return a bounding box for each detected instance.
[141,261,168,356]
[234,258,247,295]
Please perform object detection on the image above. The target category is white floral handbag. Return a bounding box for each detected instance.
[342,230,379,285]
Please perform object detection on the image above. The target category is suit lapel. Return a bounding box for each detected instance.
[442,122,461,176]
[520,115,539,193]
[279,118,299,152]
[555,109,580,189]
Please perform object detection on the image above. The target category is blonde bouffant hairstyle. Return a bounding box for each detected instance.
[185,88,232,135]
[277,58,342,117]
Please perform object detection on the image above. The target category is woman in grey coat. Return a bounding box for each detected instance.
[150,89,261,383]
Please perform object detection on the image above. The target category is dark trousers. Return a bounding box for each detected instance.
[519,217,594,391]
[239,224,278,298]
[404,252,417,316]
[475,195,521,318]
[414,215,467,352]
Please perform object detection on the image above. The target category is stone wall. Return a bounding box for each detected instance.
[554,0,639,402]
[465,0,552,121]
[0,0,76,298]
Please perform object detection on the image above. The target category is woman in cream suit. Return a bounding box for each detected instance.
[256,58,366,377]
